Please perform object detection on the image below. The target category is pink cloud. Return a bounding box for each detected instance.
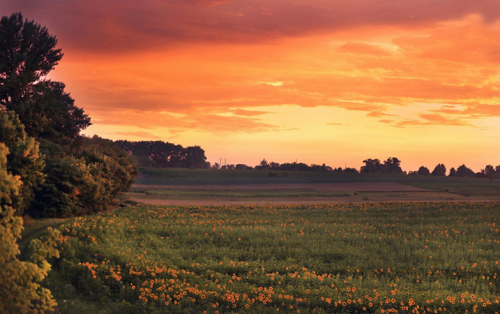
[3,0,500,54]
[337,43,391,56]
[113,131,165,140]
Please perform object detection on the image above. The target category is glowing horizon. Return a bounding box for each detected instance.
[2,0,500,172]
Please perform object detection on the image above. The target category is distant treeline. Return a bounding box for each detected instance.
[214,159,358,173]
[113,137,500,179]
[361,158,500,178]
[116,140,209,168]
[213,156,500,179]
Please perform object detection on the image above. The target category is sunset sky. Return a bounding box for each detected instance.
[2,0,500,171]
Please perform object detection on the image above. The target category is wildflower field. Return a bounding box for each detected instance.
[51,202,500,313]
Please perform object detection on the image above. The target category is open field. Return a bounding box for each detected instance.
[123,168,500,205]
[126,182,464,206]
[22,168,500,313]
[45,202,500,313]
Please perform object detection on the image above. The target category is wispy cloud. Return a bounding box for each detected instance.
[327,122,349,126]
[113,131,165,140]
[337,42,391,56]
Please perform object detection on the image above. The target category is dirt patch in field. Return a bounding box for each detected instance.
[128,196,466,206]
[132,182,430,192]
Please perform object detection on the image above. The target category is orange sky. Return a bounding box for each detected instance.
[2,0,500,171]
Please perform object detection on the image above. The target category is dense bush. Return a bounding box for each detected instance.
[0,111,45,215]
[0,143,60,313]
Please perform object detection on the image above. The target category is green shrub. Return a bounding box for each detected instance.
[0,143,60,313]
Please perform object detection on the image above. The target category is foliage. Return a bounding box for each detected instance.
[361,157,402,174]
[54,202,500,313]
[19,80,91,144]
[0,13,136,217]
[449,167,457,177]
[431,164,447,176]
[417,166,430,176]
[77,136,137,213]
[0,13,61,101]
[0,143,60,314]
[456,164,475,178]
[383,157,403,174]
[30,136,137,218]
[30,144,88,218]
[0,111,45,215]
[0,13,90,143]
[116,140,208,168]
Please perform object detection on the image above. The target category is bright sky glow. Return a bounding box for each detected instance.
[2,0,500,171]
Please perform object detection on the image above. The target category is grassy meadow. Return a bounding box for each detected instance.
[44,202,500,314]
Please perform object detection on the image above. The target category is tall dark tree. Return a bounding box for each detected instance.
[116,140,208,168]
[1,13,135,217]
[383,157,403,174]
[431,164,447,176]
[361,158,383,173]
[184,146,207,168]
[456,164,475,177]
[0,13,62,101]
[417,166,430,176]
[269,162,280,170]
[449,167,457,177]
[482,165,496,177]
[0,13,90,143]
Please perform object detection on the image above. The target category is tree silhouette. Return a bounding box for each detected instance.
[456,164,474,177]
[1,13,135,217]
[383,157,403,174]
[0,13,90,143]
[431,164,446,176]
[257,159,269,169]
[184,146,207,168]
[361,159,382,173]
[116,140,208,168]
[417,166,430,176]
[482,165,495,177]
[449,167,457,177]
